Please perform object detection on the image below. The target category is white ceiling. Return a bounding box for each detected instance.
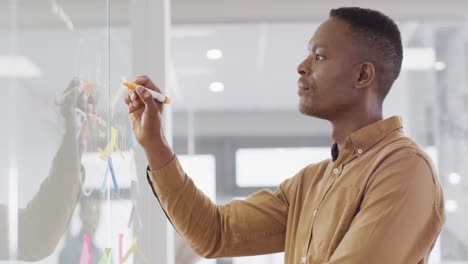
[171,0,468,23]
[0,0,467,29]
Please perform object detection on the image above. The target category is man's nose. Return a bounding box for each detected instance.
[297,57,312,76]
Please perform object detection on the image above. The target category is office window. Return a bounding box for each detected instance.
[236,147,330,187]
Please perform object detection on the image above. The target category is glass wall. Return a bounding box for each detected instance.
[0,0,169,263]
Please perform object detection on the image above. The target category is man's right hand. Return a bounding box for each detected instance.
[124,75,174,170]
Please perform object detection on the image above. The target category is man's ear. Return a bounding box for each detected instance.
[353,62,375,89]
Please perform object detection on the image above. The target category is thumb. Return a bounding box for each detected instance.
[135,85,158,113]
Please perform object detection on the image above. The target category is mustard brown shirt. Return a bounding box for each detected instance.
[147,116,445,264]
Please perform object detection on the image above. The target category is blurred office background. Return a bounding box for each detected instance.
[0,0,467,263]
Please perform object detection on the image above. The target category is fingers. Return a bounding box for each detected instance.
[125,90,144,114]
[134,85,158,113]
[135,85,154,104]
[134,75,162,93]
[125,76,163,115]
[124,92,131,105]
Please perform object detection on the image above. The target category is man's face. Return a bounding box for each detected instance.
[297,17,363,120]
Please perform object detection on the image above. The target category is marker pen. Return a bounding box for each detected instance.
[123,82,171,104]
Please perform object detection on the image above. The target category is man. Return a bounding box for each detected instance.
[125,7,445,264]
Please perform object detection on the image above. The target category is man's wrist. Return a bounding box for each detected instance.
[144,140,175,171]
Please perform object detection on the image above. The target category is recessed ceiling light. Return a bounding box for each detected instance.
[209,82,224,92]
[433,61,446,71]
[448,172,461,185]
[206,49,223,60]
[446,199,458,212]
[0,56,41,78]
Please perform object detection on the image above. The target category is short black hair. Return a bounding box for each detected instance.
[330,7,403,99]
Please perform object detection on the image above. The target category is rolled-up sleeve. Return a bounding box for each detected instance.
[16,131,82,261]
[147,155,299,258]
[327,151,445,264]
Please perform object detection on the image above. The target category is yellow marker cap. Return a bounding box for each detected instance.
[123,82,137,91]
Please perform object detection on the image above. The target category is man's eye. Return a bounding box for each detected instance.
[315,54,325,61]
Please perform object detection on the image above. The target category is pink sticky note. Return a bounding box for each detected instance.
[119,233,123,264]
[80,234,94,264]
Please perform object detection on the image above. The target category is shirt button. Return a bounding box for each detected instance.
[357,149,363,154]
[313,209,318,216]
[333,168,339,174]
[301,256,307,263]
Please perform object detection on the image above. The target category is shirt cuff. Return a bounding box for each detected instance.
[147,155,186,198]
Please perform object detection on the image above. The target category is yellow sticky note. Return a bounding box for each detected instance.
[98,248,112,264]
[122,237,148,263]
[93,115,107,127]
[122,240,136,262]
[99,130,106,139]
[100,127,125,160]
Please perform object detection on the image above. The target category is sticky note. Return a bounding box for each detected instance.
[79,234,94,264]
[136,245,149,263]
[92,115,107,127]
[119,233,123,264]
[108,156,119,193]
[127,205,135,228]
[97,248,112,264]
[100,157,119,193]
[118,234,149,264]
[99,130,106,139]
[100,164,109,193]
[122,240,136,262]
[100,127,125,161]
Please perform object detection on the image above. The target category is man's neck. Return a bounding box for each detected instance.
[331,111,383,150]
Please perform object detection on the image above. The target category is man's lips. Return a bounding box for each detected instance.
[297,81,311,96]
[297,81,310,90]
[297,79,310,90]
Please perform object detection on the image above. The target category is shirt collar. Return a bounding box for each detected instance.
[349,115,403,154]
[331,116,403,159]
